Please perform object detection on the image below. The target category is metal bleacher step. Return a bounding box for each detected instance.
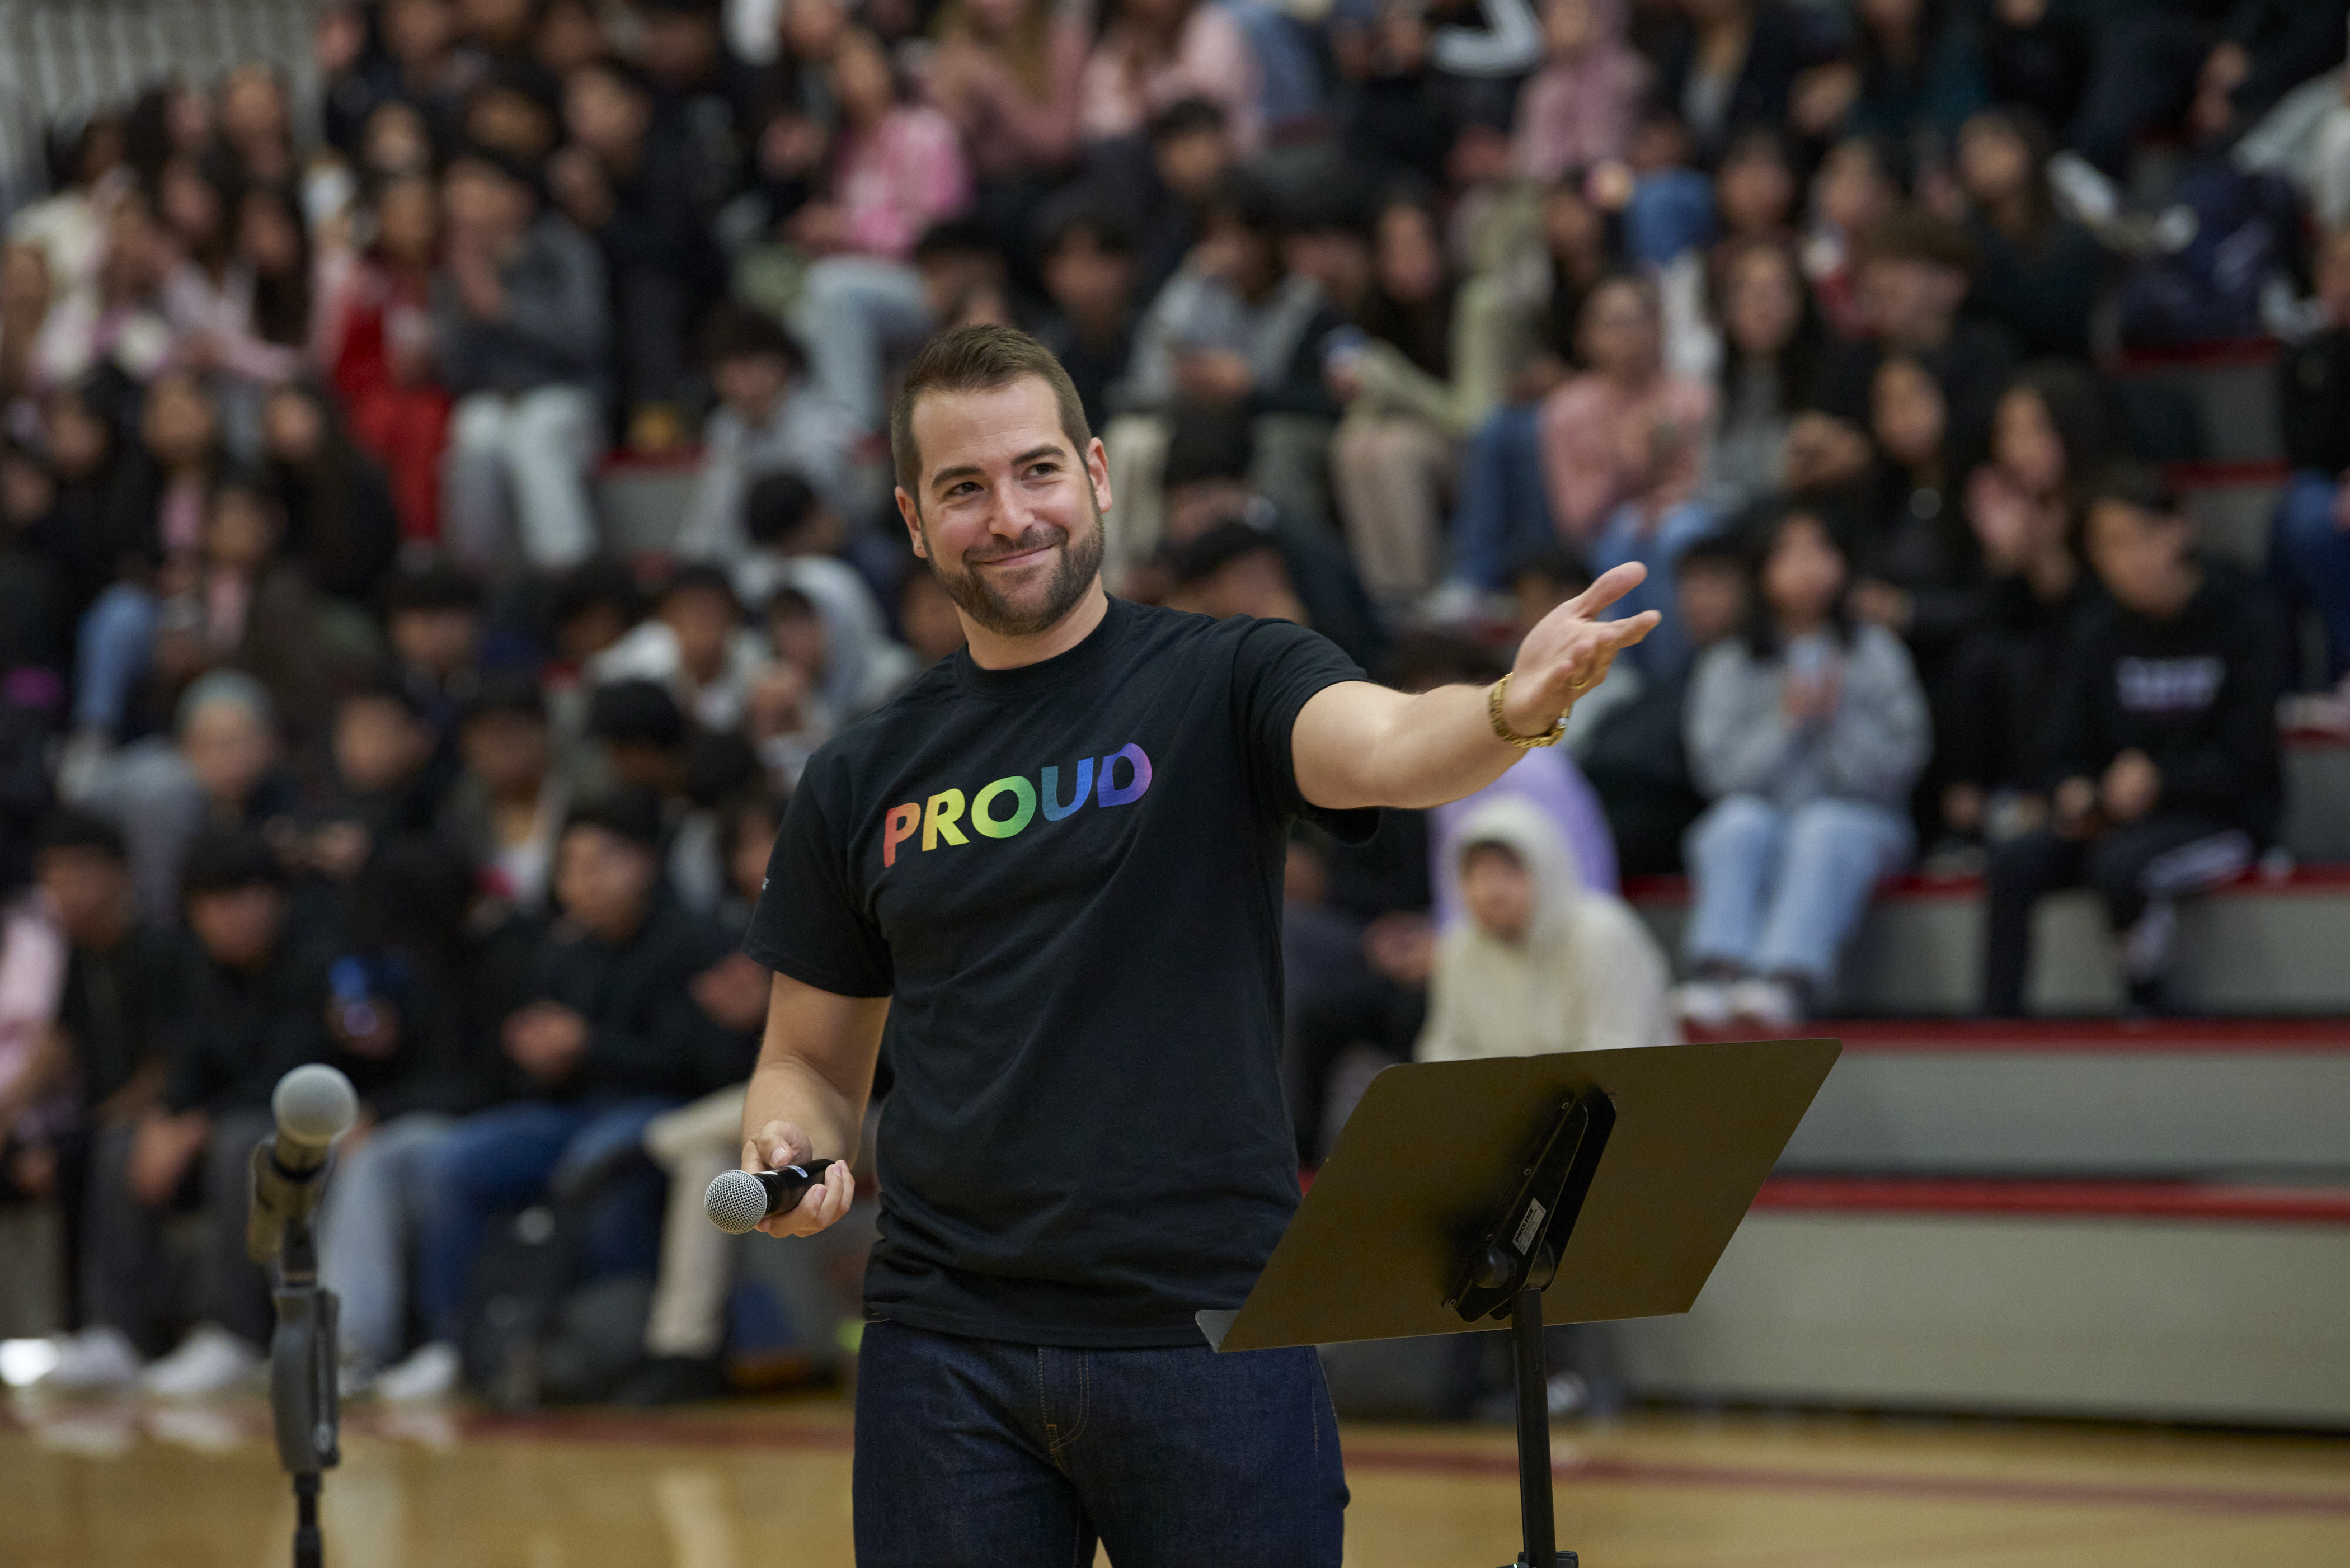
[1733,1018,2350,1178]
[1630,862,2350,1016]
[1597,1173,2350,1428]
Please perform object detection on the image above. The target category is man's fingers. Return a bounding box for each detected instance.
[1565,561,1648,619]
[1598,609,1663,647]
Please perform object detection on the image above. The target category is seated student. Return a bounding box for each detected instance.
[1580,533,1749,877]
[1983,466,2282,1017]
[589,565,772,733]
[316,836,511,1388]
[730,473,912,719]
[1676,502,1931,1028]
[620,793,815,1405]
[377,791,743,1402]
[1416,795,1675,1062]
[307,677,445,884]
[440,672,572,917]
[1035,210,1141,434]
[84,670,303,929]
[1533,273,1718,674]
[1845,354,1990,693]
[1150,407,1386,670]
[78,831,331,1397]
[24,814,173,1385]
[383,563,488,756]
[674,304,866,569]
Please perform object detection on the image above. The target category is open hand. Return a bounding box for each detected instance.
[1499,562,1661,737]
[742,1120,858,1239]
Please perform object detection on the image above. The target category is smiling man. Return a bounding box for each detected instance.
[739,324,1656,1567]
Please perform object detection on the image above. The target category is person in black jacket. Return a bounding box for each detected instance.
[76,830,332,1395]
[379,788,743,1400]
[26,813,173,1385]
[1982,465,2282,1016]
[2270,227,2350,692]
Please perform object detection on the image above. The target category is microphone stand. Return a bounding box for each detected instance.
[251,1139,342,1568]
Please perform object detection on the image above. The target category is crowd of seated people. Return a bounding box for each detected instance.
[1,0,2346,1405]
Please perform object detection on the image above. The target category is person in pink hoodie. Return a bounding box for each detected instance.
[1511,0,1649,181]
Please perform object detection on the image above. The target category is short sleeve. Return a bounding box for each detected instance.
[742,765,895,997]
[1231,616,1382,845]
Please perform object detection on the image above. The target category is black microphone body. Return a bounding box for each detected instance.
[748,1161,837,1216]
[706,1160,839,1232]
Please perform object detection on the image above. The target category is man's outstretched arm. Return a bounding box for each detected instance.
[1292,562,1660,811]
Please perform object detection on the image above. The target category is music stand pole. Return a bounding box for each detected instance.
[1508,1286,1558,1568]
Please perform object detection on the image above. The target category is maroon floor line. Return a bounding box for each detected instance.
[393,1410,2350,1519]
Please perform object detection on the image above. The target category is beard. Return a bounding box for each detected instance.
[924,489,1107,638]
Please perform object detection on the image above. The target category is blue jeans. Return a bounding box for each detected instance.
[414,1096,678,1341]
[73,582,157,736]
[1448,403,1554,590]
[789,256,933,433]
[1684,794,1913,987]
[1587,499,1723,678]
[852,1319,1347,1567]
[2273,471,2350,684]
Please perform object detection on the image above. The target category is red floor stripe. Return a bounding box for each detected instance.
[1689,1018,2350,1053]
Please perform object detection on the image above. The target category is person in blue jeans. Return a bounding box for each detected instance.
[733,327,1658,1566]
[1675,502,1930,1029]
[374,789,749,1401]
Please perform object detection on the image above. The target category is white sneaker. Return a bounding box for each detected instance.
[41,1325,143,1391]
[1726,978,1801,1030]
[1669,981,1732,1029]
[375,1340,462,1404]
[140,1324,262,1399]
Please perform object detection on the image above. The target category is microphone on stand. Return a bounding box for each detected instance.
[247,1065,360,1264]
[705,1162,838,1234]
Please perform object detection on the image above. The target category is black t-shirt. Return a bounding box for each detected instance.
[744,597,1374,1347]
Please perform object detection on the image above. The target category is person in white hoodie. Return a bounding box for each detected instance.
[1416,794,1676,1064]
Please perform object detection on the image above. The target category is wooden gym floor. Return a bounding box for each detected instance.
[5,1394,2349,1567]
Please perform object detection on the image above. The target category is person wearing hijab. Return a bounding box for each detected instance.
[1415,794,1676,1063]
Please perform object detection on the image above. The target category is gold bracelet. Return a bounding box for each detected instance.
[1487,672,1568,750]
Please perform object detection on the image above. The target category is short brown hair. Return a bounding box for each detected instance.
[890,324,1092,504]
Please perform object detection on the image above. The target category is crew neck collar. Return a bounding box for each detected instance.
[951,595,1132,699]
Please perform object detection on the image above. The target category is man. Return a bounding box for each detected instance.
[1982,465,2281,1016]
[435,145,610,573]
[737,325,1653,1565]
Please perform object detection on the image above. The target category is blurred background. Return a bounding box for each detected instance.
[0,0,2346,1562]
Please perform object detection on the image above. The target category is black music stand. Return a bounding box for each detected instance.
[1198,1037,1840,1568]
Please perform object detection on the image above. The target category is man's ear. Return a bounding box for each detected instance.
[1086,436,1115,517]
[894,488,928,559]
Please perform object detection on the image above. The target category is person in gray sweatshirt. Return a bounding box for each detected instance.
[1676,501,1930,1025]
[434,146,610,575]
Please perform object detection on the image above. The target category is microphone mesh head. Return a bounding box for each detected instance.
[705,1170,769,1234]
[273,1065,359,1143]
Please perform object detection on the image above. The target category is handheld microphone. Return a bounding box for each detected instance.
[247,1065,360,1264]
[704,1162,837,1234]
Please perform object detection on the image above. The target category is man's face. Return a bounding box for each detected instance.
[189,884,285,971]
[38,849,131,947]
[556,825,657,940]
[896,377,1111,639]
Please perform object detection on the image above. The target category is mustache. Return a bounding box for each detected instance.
[963,526,1067,564]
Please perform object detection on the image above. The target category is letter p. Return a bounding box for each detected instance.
[882,802,921,867]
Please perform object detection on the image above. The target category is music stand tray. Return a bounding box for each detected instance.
[1199,1037,1840,1568]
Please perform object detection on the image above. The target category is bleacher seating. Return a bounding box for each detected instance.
[1597,1019,2350,1425]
